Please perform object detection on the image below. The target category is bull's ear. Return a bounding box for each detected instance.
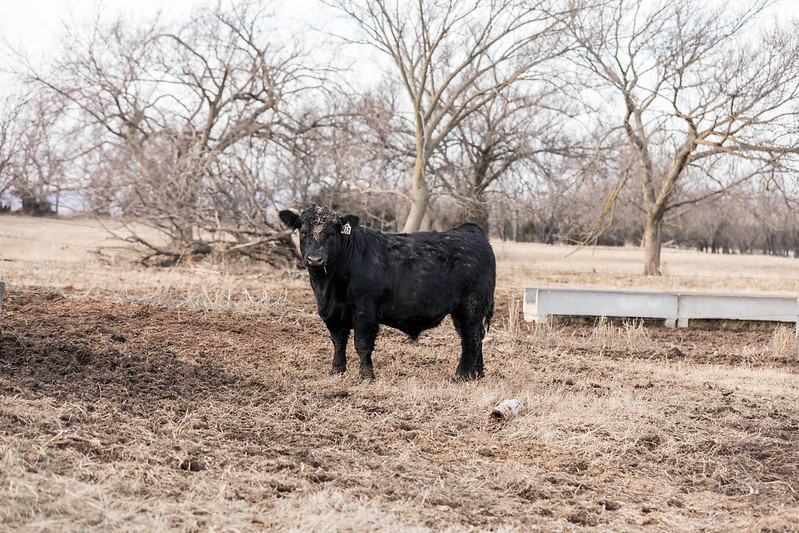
[341,214,360,234]
[341,214,360,228]
[279,209,301,230]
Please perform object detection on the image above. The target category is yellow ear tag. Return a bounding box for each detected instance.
[341,223,351,235]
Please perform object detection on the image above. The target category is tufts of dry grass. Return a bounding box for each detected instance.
[766,326,799,362]
[587,317,653,354]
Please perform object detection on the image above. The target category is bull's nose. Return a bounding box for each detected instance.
[306,254,325,268]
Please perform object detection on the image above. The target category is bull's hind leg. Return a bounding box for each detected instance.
[326,322,350,375]
[353,316,379,382]
[452,312,486,380]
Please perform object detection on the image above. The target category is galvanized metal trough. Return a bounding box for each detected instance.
[523,287,798,328]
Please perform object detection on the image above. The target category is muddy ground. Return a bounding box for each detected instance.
[1,285,798,531]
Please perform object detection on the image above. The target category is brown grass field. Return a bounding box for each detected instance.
[1,213,799,531]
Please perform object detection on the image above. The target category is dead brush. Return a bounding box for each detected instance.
[491,295,566,353]
[588,316,652,354]
[178,280,288,315]
[117,274,287,316]
[505,296,522,336]
[766,326,798,361]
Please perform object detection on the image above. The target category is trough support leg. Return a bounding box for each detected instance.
[533,289,549,326]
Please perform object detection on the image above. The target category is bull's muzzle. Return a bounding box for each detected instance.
[305,254,325,268]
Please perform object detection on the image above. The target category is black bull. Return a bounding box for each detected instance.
[280,205,496,381]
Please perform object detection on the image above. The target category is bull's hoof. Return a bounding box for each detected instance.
[359,367,375,382]
[330,366,346,375]
[453,369,484,382]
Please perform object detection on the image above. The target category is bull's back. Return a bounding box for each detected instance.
[378,224,495,323]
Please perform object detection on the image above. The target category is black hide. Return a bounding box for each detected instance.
[280,204,496,381]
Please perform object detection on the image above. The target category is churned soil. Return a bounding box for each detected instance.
[1,287,798,531]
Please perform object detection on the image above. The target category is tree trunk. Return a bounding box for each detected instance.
[403,157,429,233]
[642,212,662,276]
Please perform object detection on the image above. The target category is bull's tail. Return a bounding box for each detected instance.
[485,243,496,333]
[484,287,494,332]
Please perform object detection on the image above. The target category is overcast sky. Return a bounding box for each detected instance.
[4,0,797,51]
[3,0,796,54]
[1,0,796,92]
[0,0,332,96]
[2,0,198,50]
[0,0,326,65]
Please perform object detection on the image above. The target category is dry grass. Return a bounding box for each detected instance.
[767,326,799,362]
[1,214,799,531]
[0,213,309,316]
[3,213,798,300]
[586,317,653,354]
[493,240,799,295]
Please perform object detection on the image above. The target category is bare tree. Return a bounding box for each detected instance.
[25,1,327,262]
[0,96,23,205]
[270,83,414,232]
[0,94,75,215]
[332,0,573,232]
[566,0,799,274]
[431,81,584,233]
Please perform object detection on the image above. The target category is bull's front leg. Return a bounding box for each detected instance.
[326,322,350,375]
[353,313,379,381]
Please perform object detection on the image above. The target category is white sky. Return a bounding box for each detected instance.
[0,0,324,53]
[1,0,196,50]
[0,0,327,63]
[2,0,796,57]
[0,0,796,93]
[0,0,335,96]
[0,0,205,92]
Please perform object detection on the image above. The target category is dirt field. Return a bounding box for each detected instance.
[2,281,799,531]
[2,214,799,531]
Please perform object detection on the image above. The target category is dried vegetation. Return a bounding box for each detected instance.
[1,215,798,531]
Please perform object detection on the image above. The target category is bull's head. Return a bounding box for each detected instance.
[279,205,360,271]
